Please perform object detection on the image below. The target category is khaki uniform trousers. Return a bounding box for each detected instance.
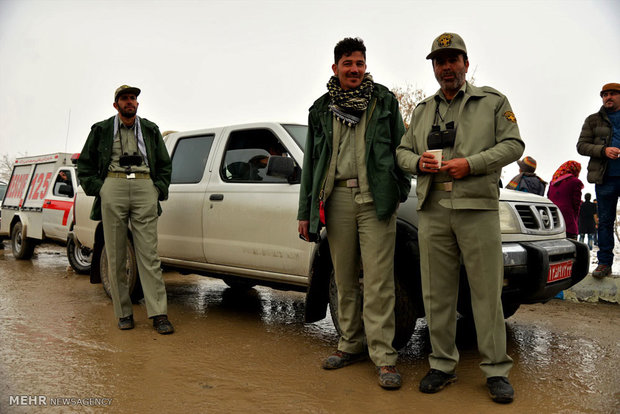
[100,176,167,319]
[325,187,398,366]
[418,190,513,378]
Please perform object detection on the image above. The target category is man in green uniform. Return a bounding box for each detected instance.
[297,37,410,389]
[78,85,173,334]
[396,33,524,403]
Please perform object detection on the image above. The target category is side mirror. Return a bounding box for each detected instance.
[266,156,300,183]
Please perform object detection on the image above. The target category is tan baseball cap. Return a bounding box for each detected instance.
[114,85,141,101]
[600,83,620,97]
[426,33,467,60]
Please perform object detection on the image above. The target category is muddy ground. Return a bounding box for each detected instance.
[0,244,618,414]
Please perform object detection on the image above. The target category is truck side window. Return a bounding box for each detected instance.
[53,170,73,197]
[170,135,215,184]
[221,129,289,183]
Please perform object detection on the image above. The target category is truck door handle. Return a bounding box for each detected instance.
[45,201,51,205]
[210,194,224,201]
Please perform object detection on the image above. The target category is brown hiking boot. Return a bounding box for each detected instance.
[592,264,611,278]
[377,365,402,389]
[322,350,366,370]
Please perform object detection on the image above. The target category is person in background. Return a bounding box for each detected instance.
[396,32,523,404]
[577,82,620,278]
[547,161,583,240]
[297,37,410,389]
[578,193,597,250]
[505,156,547,195]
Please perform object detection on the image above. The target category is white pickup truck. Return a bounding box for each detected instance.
[0,153,92,273]
[72,122,589,347]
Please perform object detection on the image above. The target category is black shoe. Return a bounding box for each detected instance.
[152,315,174,335]
[487,376,514,403]
[118,315,134,330]
[419,369,457,393]
[322,350,367,370]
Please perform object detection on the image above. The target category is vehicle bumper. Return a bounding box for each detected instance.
[502,239,590,304]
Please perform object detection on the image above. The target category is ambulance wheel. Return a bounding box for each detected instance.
[67,237,92,274]
[11,221,35,260]
[100,239,144,303]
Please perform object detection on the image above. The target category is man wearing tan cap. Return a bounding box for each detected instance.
[78,85,174,334]
[397,33,524,403]
[506,156,547,195]
[577,83,620,278]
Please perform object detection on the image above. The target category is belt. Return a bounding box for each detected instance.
[431,182,453,192]
[107,172,150,179]
[335,179,359,188]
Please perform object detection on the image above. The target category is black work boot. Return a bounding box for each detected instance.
[419,369,457,393]
[118,315,134,330]
[152,315,174,335]
[487,376,514,403]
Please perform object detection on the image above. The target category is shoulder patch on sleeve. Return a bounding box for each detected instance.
[503,111,517,123]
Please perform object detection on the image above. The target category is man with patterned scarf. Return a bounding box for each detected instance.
[78,85,173,334]
[297,37,410,389]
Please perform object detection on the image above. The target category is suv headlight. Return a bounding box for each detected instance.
[499,202,521,234]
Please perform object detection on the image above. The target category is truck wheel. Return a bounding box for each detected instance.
[327,230,421,350]
[67,237,92,274]
[100,239,144,303]
[11,221,35,260]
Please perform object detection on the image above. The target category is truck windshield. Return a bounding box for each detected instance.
[281,124,308,151]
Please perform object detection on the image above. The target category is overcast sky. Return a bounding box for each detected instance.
[1,0,619,195]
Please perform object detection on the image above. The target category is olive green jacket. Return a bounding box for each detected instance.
[576,106,613,184]
[396,82,524,210]
[297,83,411,236]
[77,116,172,220]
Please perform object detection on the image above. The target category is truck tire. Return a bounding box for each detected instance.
[11,221,35,260]
[327,229,422,350]
[67,237,92,274]
[100,239,144,303]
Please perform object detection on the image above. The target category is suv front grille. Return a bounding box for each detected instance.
[514,204,563,232]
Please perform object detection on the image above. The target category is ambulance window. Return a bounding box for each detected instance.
[170,135,215,184]
[53,170,73,197]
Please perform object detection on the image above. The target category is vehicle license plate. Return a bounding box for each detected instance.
[547,260,573,283]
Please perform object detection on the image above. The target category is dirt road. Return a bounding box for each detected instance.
[0,244,618,413]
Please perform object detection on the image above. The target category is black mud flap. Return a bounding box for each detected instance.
[304,242,331,323]
[567,239,590,284]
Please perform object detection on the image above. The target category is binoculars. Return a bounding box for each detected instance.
[119,153,143,167]
[427,121,456,150]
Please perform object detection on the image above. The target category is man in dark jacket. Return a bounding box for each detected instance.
[577,82,620,278]
[505,156,547,196]
[578,193,597,250]
[78,85,173,333]
[297,38,410,389]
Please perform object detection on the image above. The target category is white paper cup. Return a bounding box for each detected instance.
[428,149,443,168]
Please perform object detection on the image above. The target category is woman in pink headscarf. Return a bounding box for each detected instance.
[547,161,584,239]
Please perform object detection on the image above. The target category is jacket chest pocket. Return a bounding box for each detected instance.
[312,125,328,160]
[593,126,610,143]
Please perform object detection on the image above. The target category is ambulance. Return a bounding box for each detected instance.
[0,153,91,273]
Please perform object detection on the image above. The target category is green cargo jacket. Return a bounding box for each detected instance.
[576,106,613,185]
[77,116,172,220]
[297,83,411,236]
[396,82,524,210]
